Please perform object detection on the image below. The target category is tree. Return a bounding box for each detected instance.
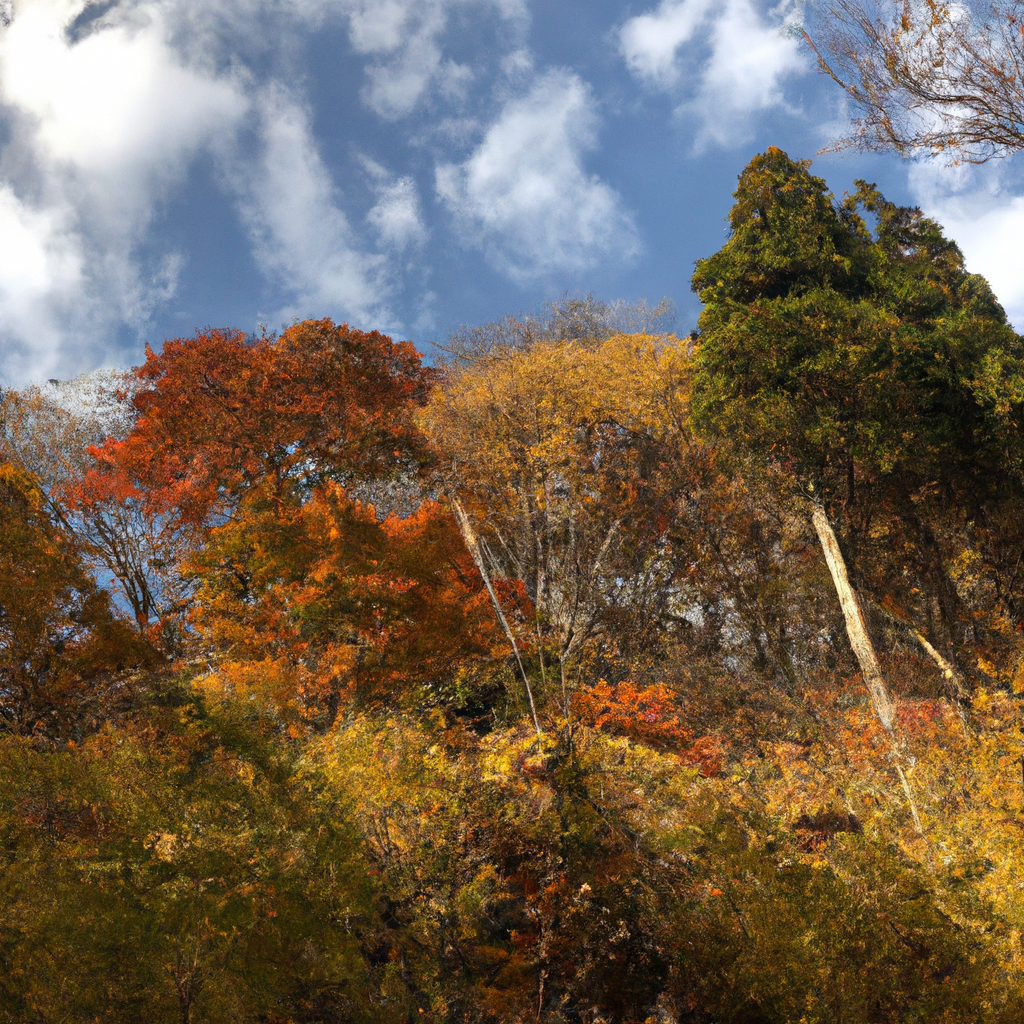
[85,319,433,528]
[0,677,380,1023]
[186,483,506,726]
[310,707,999,1023]
[436,293,675,366]
[690,148,1022,764]
[72,320,434,649]
[7,302,1024,1019]
[0,462,153,737]
[76,319,507,724]
[1,374,182,632]
[424,324,858,741]
[809,0,1024,161]
[422,332,705,716]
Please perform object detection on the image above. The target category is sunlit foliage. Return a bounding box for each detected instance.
[3,163,1024,1023]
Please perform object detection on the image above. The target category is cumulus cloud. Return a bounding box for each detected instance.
[620,0,713,87]
[908,159,1024,331]
[0,185,83,382]
[362,159,428,250]
[619,0,807,148]
[0,0,250,382]
[3,1,244,179]
[435,69,639,284]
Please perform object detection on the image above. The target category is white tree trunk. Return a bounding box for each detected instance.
[810,505,925,835]
[810,505,896,733]
[910,628,968,701]
[452,498,543,739]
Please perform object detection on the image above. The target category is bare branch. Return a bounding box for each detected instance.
[811,0,1024,161]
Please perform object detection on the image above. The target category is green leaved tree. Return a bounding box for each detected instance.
[690,147,1024,754]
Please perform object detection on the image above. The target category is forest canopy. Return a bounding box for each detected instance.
[3,152,1024,1023]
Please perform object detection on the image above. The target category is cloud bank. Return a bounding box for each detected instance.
[0,0,646,384]
[0,0,250,381]
[228,86,389,330]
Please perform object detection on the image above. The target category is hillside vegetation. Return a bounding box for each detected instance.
[4,149,1024,1023]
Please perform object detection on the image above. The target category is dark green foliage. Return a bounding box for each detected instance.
[691,147,1024,504]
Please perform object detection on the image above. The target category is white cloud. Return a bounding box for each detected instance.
[3,0,245,179]
[619,0,807,148]
[366,173,428,250]
[0,185,82,382]
[620,0,714,87]
[435,69,639,284]
[356,3,448,117]
[0,0,424,382]
[0,0,250,382]
[342,0,527,118]
[229,86,389,327]
[908,159,1024,330]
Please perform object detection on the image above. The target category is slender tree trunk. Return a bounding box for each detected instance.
[810,504,896,733]
[452,498,543,740]
[909,628,967,702]
[810,504,925,835]
[870,598,970,711]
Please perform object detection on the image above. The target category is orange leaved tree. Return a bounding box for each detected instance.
[187,483,506,726]
[84,319,433,526]
[73,320,435,643]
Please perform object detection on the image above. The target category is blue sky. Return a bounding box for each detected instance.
[1,0,1023,384]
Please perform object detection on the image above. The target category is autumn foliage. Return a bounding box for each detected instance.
[6,158,1024,1023]
[188,487,503,721]
[575,680,723,774]
[84,319,432,524]
[0,463,153,736]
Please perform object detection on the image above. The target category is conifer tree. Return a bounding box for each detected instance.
[691,146,1023,743]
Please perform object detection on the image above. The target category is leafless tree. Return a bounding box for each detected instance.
[809,0,1024,161]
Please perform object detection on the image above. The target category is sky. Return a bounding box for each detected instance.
[1,0,1023,385]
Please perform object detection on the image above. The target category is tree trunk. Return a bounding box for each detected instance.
[810,504,896,733]
[870,597,970,711]
[810,505,926,835]
[451,498,543,739]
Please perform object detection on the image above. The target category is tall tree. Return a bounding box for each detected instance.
[73,320,434,645]
[422,331,742,717]
[85,319,433,528]
[690,147,1023,729]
